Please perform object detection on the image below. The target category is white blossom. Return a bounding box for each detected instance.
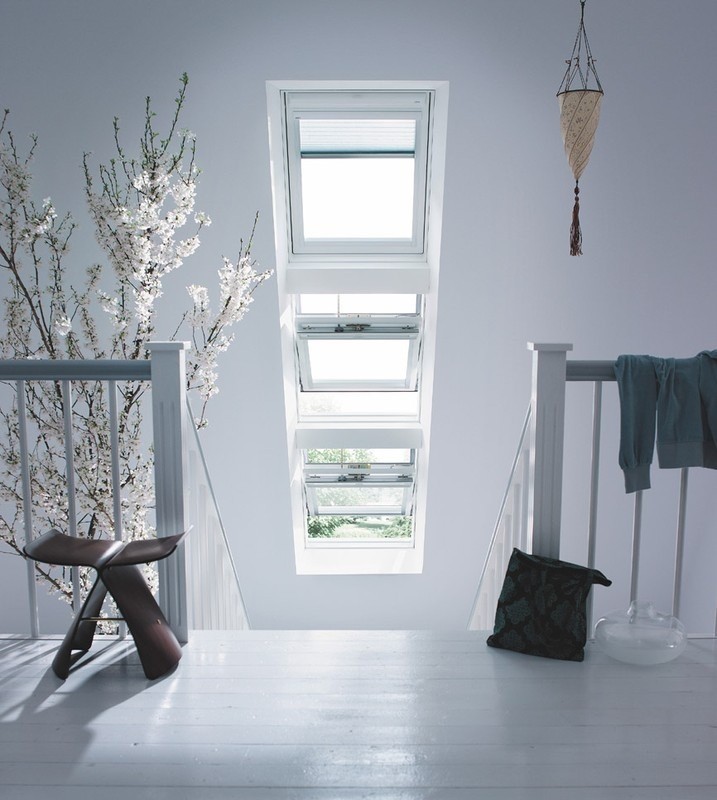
[98,291,129,331]
[187,284,210,328]
[170,179,194,208]
[53,314,72,337]
[177,235,199,258]
[1,82,272,612]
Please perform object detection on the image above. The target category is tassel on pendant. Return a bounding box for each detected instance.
[570,181,583,256]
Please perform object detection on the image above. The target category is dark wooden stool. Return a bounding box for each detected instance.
[24,528,187,680]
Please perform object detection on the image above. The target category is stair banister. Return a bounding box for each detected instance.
[527,342,573,559]
[147,341,191,644]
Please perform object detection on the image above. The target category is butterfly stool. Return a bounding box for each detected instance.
[24,528,187,680]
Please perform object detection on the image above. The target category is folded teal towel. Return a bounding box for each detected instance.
[615,351,717,493]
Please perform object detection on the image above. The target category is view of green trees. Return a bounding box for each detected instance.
[305,448,413,540]
[306,448,371,464]
[307,515,412,539]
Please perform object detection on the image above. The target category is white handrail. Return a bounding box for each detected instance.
[472,344,708,635]
[1,348,190,638]
[467,404,531,630]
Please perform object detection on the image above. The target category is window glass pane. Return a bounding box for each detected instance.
[314,484,405,511]
[298,295,338,314]
[306,448,412,465]
[299,391,419,417]
[301,158,414,239]
[307,515,412,540]
[298,294,418,315]
[337,294,418,315]
[307,339,410,383]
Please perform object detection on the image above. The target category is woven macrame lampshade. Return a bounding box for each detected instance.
[557,0,604,256]
[558,89,603,183]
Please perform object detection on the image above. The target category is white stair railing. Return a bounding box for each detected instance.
[147,342,191,642]
[2,342,249,638]
[467,405,531,630]
[184,398,250,630]
[468,342,574,630]
[471,342,713,636]
[2,356,161,636]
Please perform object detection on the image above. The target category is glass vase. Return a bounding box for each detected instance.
[594,601,687,665]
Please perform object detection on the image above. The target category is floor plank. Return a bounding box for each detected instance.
[1,631,716,798]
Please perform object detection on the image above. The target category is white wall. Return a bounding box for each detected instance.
[1,0,716,631]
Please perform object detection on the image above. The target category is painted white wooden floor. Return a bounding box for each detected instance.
[1,630,716,799]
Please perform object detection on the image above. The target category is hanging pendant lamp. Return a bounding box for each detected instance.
[557,0,604,256]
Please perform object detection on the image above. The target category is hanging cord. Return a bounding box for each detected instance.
[570,181,582,256]
[557,0,603,95]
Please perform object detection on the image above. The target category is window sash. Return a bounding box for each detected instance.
[283,91,432,255]
[304,478,414,517]
[296,322,421,392]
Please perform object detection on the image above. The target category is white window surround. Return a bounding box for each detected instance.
[284,91,431,256]
[267,80,448,575]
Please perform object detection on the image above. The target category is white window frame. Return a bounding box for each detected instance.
[303,449,416,519]
[304,477,414,517]
[267,80,448,575]
[295,316,422,392]
[283,90,432,256]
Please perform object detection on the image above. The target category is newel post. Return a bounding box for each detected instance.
[526,342,572,559]
[147,341,190,643]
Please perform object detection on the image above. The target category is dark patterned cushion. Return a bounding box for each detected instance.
[486,548,611,662]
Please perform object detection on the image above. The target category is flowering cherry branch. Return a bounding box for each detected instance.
[0,76,272,610]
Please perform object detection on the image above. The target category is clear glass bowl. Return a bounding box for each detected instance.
[594,601,687,665]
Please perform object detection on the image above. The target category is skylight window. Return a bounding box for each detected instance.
[303,447,416,542]
[304,338,413,386]
[283,91,431,255]
[296,331,420,392]
[295,294,422,393]
[267,79,448,573]
[308,483,411,516]
[299,118,417,240]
